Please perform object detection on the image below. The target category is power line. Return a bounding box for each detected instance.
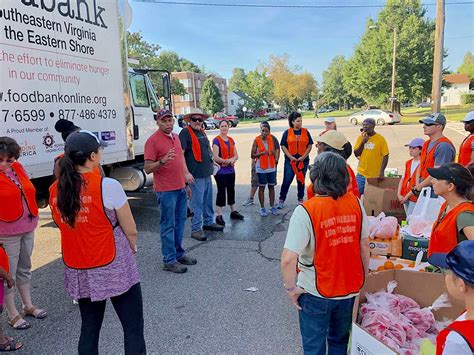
[133,1,474,9]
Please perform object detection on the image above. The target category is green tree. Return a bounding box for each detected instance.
[241,68,274,113]
[458,51,474,88]
[344,0,435,105]
[200,78,224,114]
[323,56,362,109]
[126,32,200,96]
[228,68,247,92]
[267,55,316,111]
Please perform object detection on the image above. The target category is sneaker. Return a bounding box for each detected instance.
[242,197,254,206]
[191,230,207,242]
[276,201,285,209]
[163,262,187,274]
[271,206,279,215]
[230,211,244,220]
[216,215,226,226]
[203,223,224,231]
[259,208,268,217]
[177,255,197,265]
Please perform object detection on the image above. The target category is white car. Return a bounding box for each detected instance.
[348,109,401,126]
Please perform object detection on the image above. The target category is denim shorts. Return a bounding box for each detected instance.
[257,171,277,186]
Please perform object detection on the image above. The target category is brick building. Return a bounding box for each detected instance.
[171,71,228,114]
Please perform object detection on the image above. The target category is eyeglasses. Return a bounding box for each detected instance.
[190,117,203,122]
[0,158,14,164]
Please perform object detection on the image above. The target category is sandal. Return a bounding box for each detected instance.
[0,337,23,352]
[23,306,47,320]
[8,315,30,330]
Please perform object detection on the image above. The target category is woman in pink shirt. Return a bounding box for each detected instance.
[0,137,47,332]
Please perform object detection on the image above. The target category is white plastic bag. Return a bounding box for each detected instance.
[403,187,444,238]
[368,213,398,239]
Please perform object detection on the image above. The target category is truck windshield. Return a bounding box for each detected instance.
[145,75,160,113]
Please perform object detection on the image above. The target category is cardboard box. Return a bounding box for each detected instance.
[350,270,464,355]
[402,235,429,262]
[368,237,402,257]
[364,177,405,217]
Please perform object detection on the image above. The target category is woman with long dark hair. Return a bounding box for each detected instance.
[54,119,102,177]
[277,112,313,208]
[0,136,46,334]
[427,163,474,266]
[49,131,145,355]
[281,152,370,354]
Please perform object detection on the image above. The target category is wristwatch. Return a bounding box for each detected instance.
[159,159,165,165]
[411,187,420,196]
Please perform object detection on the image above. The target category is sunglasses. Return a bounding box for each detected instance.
[190,117,203,122]
[424,123,440,127]
[0,158,14,164]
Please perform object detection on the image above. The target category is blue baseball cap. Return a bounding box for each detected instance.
[324,117,336,123]
[404,138,424,148]
[461,111,474,123]
[419,112,446,126]
[441,241,474,284]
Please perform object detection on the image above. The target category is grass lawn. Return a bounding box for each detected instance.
[401,105,474,124]
[238,105,473,125]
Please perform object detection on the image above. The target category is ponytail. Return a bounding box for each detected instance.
[57,151,89,227]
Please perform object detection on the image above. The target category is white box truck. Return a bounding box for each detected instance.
[0,0,177,205]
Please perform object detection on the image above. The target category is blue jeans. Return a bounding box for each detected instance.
[279,159,309,201]
[356,173,366,196]
[156,189,187,264]
[298,293,355,355]
[189,177,214,232]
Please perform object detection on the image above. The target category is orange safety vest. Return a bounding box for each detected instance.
[458,134,474,167]
[301,192,364,298]
[307,165,360,200]
[49,172,116,269]
[428,201,474,265]
[0,245,9,274]
[186,126,208,162]
[436,319,474,355]
[400,159,419,202]
[0,162,38,223]
[55,153,102,176]
[215,136,235,160]
[287,128,309,185]
[255,135,276,170]
[419,137,455,180]
[287,128,309,156]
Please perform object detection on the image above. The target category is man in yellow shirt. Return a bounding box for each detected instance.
[354,118,389,195]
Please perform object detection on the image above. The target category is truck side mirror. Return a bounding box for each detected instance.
[162,73,171,110]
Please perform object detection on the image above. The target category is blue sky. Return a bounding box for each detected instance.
[129,0,474,82]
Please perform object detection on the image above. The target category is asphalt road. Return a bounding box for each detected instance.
[22,117,467,354]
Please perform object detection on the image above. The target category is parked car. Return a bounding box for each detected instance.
[213,112,239,127]
[348,109,401,126]
[204,117,218,130]
[175,114,186,128]
[416,102,431,108]
[317,107,327,113]
[267,111,286,120]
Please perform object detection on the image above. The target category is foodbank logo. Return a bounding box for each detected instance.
[42,133,55,148]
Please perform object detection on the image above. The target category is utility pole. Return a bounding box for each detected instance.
[390,28,398,112]
[431,0,445,113]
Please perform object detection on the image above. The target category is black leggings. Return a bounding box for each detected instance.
[78,283,146,355]
[214,173,236,207]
